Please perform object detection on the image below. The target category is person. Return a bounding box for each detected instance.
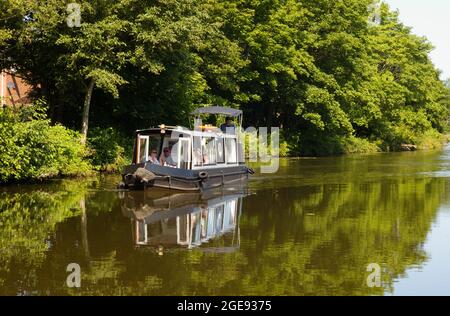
[160,147,176,167]
[202,152,209,165]
[148,149,160,165]
[220,117,236,134]
[193,147,202,166]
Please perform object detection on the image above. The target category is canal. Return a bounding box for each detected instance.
[2,146,450,295]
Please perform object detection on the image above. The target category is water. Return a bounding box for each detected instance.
[2,146,450,295]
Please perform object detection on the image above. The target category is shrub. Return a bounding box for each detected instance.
[87,127,132,172]
[279,140,290,157]
[340,136,380,154]
[414,129,447,150]
[242,130,290,159]
[0,105,92,183]
[288,133,380,156]
[294,134,346,156]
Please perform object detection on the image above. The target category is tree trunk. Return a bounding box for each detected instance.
[81,78,95,145]
[80,197,90,257]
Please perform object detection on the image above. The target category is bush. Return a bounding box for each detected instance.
[87,127,132,172]
[292,134,345,156]
[0,105,92,183]
[242,130,290,159]
[289,133,380,156]
[414,129,447,150]
[340,136,380,154]
[279,140,290,157]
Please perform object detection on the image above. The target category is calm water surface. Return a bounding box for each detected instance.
[3,146,450,295]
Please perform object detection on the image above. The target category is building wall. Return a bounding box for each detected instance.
[1,70,34,107]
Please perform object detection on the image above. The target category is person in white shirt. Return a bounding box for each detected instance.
[160,147,176,167]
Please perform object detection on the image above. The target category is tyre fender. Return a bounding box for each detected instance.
[198,171,208,180]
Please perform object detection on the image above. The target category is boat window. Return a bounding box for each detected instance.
[191,211,202,246]
[215,204,225,233]
[225,138,237,164]
[176,138,191,169]
[200,208,208,240]
[206,208,216,238]
[136,221,147,245]
[202,137,216,165]
[177,216,189,245]
[193,136,202,166]
[148,137,161,157]
[224,200,237,230]
[137,136,149,164]
[136,134,161,164]
[216,138,225,164]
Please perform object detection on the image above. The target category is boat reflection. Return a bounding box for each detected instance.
[120,189,245,251]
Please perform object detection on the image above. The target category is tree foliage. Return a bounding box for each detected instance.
[1,0,449,155]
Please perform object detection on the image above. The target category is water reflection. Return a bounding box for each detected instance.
[120,191,243,251]
[2,149,450,295]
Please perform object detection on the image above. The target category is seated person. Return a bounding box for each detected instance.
[160,147,176,167]
[193,148,202,166]
[202,152,210,165]
[147,149,160,165]
[220,117,236,134]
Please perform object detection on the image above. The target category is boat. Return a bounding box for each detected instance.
[119,106,253,191]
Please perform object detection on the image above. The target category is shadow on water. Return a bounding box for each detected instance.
[1,147,450,295]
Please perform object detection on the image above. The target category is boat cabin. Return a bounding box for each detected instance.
[132,107,243,169]
[132,126,242,169]
[122,106,251,191]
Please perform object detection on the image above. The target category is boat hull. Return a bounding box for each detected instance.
[122,163,250,191]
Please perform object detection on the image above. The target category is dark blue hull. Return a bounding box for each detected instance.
[122,163,250,191]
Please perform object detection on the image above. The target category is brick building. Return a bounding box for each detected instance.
[1,69,34,107]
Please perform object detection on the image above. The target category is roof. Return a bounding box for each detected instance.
[191,106,242,117]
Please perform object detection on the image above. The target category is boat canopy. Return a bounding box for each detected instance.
[191,106,242,117]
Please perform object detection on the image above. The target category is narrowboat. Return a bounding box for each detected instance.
[119,106,253,191]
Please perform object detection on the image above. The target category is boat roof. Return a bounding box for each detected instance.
[191,106,242,117]
[135,126,234,138]
[135,125,189,132]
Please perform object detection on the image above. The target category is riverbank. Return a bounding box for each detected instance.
[3,0,450,186]
[0,106,131,184]
[1,106,448,185]
[264,132,449,157]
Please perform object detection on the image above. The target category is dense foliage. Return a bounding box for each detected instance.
[0,105,91,183]
[87,127,132,172]
[1,0,449,157]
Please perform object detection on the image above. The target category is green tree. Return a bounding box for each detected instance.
[1,0,449,156]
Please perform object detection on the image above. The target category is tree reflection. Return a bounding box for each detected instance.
[0,171,448,295]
